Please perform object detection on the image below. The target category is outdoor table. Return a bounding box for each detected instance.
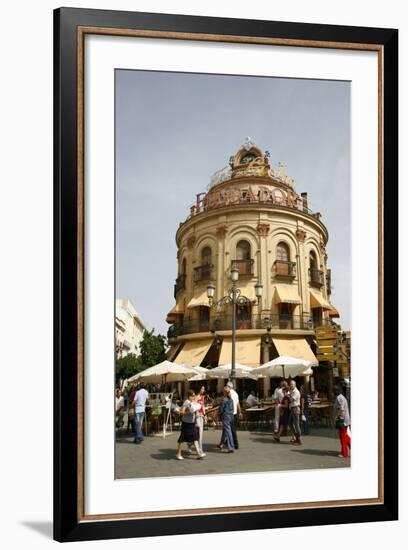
[244,406,274,429]
[205,406,219,427]
[309,403,333,427]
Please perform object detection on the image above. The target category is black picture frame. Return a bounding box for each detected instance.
[54,7,398,542]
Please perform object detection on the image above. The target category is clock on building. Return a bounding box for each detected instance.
[240,152,257,165]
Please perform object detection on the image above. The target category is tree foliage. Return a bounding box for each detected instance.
[115,330,167,384]
[140,329,167,367]
[115,353,144,384]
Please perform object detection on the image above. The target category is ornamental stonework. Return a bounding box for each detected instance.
[257,223,270,236]
[319,238,326,254]
[186,235,196,249]
[215,224,228,238]
[295,229,306,242]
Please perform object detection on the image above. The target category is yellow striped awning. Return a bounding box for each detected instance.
[166,343,183,361]
[218,337,261,368]
[328,304,340,317]
[174,338,214,367]
[272,336,318,365]
[186,289,210,309]
[166,301,185,323]
[310,290,332,310]
[273,285,301,305]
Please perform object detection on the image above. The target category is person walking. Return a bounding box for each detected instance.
[115,388,125,429]
[300,383,311,435]
[273,381,287,433]
[289,379,302,445]
[219,386,235,453]
[226,381,242,450]
[273,386,290,442]
[176,390,205,460]
[333,385,351,458]
[133,384,149,444]
[195,386,207,454]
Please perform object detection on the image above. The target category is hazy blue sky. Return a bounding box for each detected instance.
[115,70,350,336]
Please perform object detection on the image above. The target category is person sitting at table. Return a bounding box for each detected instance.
[246,390,258,408]
[176,390,205,460]
[273,387,290,442]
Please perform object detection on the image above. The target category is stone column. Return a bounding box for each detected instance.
[257,222,270,315]
[215,224,227,302]
[262,338,271,397]
[295,227,308,320]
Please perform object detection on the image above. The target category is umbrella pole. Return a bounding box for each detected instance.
[282,365,285,379]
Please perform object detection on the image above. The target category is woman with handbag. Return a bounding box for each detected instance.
[333,385,351,458]
[176,390,206,460]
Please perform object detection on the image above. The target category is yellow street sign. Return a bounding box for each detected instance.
[317,354,340,362]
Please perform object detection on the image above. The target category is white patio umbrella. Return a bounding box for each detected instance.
[252,355,315,379]
[208,363,259,381]
[126,360,198,385]
[188,366,211,381]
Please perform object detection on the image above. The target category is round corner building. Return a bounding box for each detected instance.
[166,138,340,396]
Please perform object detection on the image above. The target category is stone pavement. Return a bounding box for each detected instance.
[115,427,350,479]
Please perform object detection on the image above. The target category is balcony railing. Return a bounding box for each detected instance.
[194,264,214,282]
[231,259,254,276]
[167,313,336,338]
[309,268,324,289]
[174,274,186,298]
[326,268,332,296]
[273,260,296,279]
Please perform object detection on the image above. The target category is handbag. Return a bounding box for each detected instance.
[335,417,345,429]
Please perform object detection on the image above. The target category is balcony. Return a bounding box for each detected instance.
[273,260,296,280]
[174,273,186,298]
[167,313,324,338]
[193,263,214,282]
[231,259,254,276]
[309,268,324,289]
[326,268,332,296]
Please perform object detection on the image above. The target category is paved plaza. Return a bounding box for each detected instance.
[115,427,350,479]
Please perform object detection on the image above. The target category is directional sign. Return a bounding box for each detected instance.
[315,325,341,362]
[317,354,341,362]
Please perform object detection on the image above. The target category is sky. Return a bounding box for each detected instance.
[115,70,350,337]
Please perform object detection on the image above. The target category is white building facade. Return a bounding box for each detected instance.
[115,298,145,357]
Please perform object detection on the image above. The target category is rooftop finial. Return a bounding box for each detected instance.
[243,136,255,150]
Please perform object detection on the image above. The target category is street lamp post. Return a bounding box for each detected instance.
[207,269,263,390]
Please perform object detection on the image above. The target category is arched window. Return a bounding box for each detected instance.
[233,240,253,276]
[201,246,212,265]
[309,251,322,288]
[236,240,251,260]
[309,251,318,271]
[276,242,290,262]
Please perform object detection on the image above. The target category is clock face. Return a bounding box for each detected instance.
[240,153,256,165]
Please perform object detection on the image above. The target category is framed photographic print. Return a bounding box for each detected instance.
[54,7,398,542]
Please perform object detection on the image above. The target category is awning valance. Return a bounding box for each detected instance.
[166,302,185,323]
[187,289,210,309]
[272,336,318,365]
[218,337,261,368]
[273,284,301,305]
[310,290,331,309]
[174,338,214,367]
[328,304,340,318]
